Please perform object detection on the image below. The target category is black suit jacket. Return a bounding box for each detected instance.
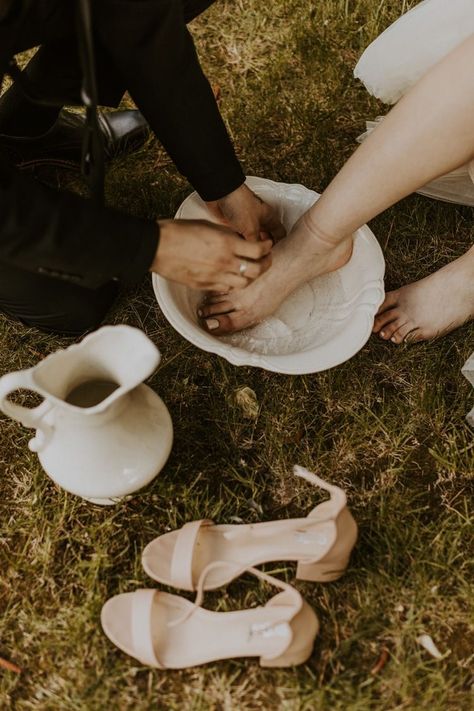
[0,0,244,290]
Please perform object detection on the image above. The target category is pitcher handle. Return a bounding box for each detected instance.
[0,370,50,430]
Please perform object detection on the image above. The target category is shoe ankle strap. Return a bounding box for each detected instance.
[168,561,302,630]
[293,465,347,519]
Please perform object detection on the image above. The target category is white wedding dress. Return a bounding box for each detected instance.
[354,0,474,207]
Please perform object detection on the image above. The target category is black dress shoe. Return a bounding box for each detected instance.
[0,109,150,168]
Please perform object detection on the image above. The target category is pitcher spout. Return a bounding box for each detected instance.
[31,325,161,413]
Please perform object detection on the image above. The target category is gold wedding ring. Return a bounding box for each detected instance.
[239,261,248,276]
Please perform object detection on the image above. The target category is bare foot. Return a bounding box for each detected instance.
[198,212,353,335]
[373,246,474,343]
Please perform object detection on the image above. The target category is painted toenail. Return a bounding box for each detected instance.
[391,337,396,343]
[206,319,220,330]
[380,331,385,337]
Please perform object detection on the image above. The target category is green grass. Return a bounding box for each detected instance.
[1,1,473,708]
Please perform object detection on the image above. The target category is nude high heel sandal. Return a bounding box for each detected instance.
[101,565,319,668]
[142,466,357,591]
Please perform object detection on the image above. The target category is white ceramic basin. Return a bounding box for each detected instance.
[152,177,385,374]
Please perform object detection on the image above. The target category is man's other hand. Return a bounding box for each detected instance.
[206,183,287,243]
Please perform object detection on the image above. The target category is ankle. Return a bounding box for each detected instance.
[301,210,348,252]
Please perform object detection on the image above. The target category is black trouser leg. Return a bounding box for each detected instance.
[0,0,218,137]
[0,263,119,335]
[0,40,125,137]
[182,0,218,22]
[0,2,75,136]
[0,0,125,136]
[0,43,75,136]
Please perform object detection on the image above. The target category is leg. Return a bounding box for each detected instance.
[0,0,128,138]
[0,2,77,136]
[0,0,216,135]
[299,34,474,246]
[0,34,147,165]
[0,36,127,138]
[182,0,217,23]
[0,40,78,136]
[0,264,119,336]
[201,35,474,336]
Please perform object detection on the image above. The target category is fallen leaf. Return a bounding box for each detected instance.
[370,646,390,675]
[0,656,21,674]
[416,634,447,660]
[283,428,305,445]
[235,387,259,419]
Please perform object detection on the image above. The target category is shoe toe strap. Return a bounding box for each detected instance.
[131,589,165,668]
[170,519,214,590]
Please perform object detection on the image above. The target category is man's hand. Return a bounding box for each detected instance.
[151,219,272,291]
[206,183,287,243]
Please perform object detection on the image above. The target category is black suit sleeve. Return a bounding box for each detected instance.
[0,160,158,289]
[93,0,245,201]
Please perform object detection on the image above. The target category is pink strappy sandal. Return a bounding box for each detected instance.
[142,466,357,591]
[101,565,319,668]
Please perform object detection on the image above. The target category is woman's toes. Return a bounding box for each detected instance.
[389,329,405,344]
[202,311,254,335]
[397,323,422,343]
[199,300,235,318]
[379,317,407,341]
[389,321,419,344]
[373,307,400,334]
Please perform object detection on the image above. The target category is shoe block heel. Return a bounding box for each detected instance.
[296,557,350,582]
[296,508,358,583]
[260,641,314,668]
[261,601,318,668]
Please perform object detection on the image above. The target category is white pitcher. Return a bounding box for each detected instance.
[0,325,173,505]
